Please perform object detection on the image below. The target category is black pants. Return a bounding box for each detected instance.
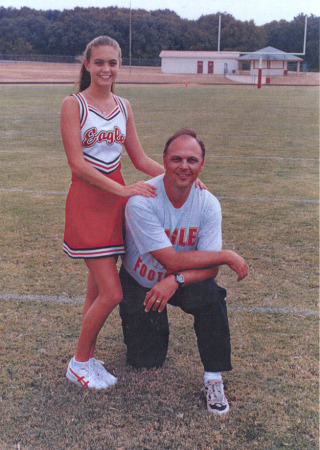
[119,266,232,372]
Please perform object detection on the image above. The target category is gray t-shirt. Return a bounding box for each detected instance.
[122,174,222,288]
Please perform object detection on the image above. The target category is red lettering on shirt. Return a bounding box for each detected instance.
[178,228,187,247]
[134,256,142,272]
[165,227,199,248]
[187,227,198,246]
[115,126,125,144]
[83,126,125,148]
[157,272,164,282]
[133,257,165,283]
[140,264,147,277]
[170,228,179,245]
[147,270,155,281]
[83,127,98,146]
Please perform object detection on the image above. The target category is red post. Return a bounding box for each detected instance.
[257,56,262,89]
[257,68,262,89]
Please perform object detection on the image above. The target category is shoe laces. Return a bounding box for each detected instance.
[82,363,102,381]
[90,358,117,384]
[89,358,104,377]
[206,380,226,404]
[90,358,104,369]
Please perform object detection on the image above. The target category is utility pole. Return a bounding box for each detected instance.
[218,15,221,52]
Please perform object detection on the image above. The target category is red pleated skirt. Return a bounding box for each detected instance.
[63,165,128,259]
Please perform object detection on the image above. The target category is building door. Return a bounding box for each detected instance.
[208,61,214,74]
[197,61,203,74]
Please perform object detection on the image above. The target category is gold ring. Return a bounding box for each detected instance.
[155,300,161,303]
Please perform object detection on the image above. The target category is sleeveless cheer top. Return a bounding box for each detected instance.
[73,92,128,174]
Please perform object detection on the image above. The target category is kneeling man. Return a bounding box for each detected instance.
[120,128,248,415]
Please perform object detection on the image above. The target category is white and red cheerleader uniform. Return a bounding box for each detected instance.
[63,92,128,259]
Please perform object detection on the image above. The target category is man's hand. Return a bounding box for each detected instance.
[224,250,249,281]
[144,276,178,313]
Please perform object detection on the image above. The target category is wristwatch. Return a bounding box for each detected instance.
[174,273,185,289]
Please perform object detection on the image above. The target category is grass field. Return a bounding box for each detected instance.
[0,84,319,449]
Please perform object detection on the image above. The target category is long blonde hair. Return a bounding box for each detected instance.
[78,36,122,92]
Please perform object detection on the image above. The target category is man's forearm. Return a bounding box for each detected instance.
[150,248,248,281]
[175,266,219,286]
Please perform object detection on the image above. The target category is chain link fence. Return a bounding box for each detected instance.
[0,54,161,66]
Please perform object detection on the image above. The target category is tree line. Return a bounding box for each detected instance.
[0,6,318,70]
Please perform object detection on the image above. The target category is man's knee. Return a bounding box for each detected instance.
[176,278,227,313]
[120,307,169,369]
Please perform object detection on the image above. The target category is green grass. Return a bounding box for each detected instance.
[0,84,318,449]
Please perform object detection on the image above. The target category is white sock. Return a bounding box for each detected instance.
[73,357,89,368]
[204,372,222,383]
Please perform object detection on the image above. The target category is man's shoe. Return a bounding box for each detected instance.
[89,358,117,387]
[202,379,229,415]
[66,357,109,389]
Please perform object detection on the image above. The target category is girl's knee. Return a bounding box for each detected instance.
[113,292,123,307]
[98,288,122,311]
[108,290,123,308]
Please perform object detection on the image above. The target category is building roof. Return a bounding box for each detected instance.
[237,46,303,61]
[159,50,240,59]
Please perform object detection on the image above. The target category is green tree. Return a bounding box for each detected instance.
[0,7,318,70]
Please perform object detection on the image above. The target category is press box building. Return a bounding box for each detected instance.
[159,50,240,75]
[159,47,303,77]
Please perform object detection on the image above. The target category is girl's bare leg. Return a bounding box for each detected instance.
[83,271,99,358]
[75,257,122,362]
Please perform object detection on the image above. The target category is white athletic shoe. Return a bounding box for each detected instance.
[89,358,117,387]
[202,379,229,415]
[66,357,109,390]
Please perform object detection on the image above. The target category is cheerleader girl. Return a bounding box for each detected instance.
[61,36,164,389]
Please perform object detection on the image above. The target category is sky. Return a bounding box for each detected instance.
[1,0,319,25]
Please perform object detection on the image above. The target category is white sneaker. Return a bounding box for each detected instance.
[66,357,109,389]
[89,358,117,387]
[202,379,229,415]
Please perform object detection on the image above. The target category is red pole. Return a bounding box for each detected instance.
[257,57,262,89]
[257,68,262,89]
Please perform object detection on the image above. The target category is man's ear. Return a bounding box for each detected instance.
[163,155,167,170]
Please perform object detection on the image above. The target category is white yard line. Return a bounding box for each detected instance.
[0,293,318,316]
[1,150,319,162]
[0,188,318,203]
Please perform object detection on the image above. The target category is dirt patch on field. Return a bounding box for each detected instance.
[0,61,319,86]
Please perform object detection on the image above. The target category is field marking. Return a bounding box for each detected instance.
[206,155,319,162]
[1,150,318,163]
[0,293,318,316]
[218,196,319,204]
[148,153,319,162]
[0,188,67,195]
[0,188,318,204]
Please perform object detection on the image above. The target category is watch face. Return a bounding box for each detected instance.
[176,274,184,284]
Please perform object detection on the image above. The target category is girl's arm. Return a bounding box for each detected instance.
[60,96,157,198]
[123,99,164,177]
